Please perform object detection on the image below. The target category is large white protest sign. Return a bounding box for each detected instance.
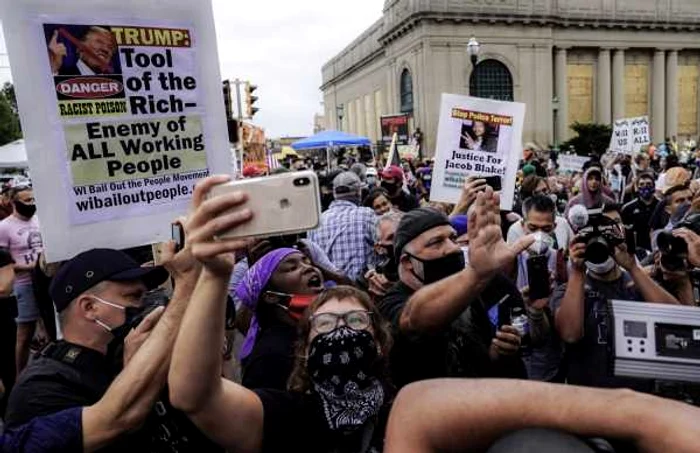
[430,94,525,210]
[609,116,650,155]
[0,0,231,261]
[557,154,588,173]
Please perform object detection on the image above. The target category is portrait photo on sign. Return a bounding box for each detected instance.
[459,119,499,154]
[44,24,122,77]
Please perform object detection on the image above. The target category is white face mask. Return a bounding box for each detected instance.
[585,257,616,275]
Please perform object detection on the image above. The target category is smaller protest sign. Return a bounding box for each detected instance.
[380,114,410,145]
[430,94,525,210]
[609,116,650,155]
[557,154,588,173]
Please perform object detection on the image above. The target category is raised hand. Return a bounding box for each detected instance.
[187,175,254,277]
[452,176,487,215]
[467,187,534,279]
[48,30,67,74]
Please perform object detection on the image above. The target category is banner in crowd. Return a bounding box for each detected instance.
[557,154,588,173]
[380,114,410,145]
[430,94,525,210]
[1,0,231,261]
[609,116,650,155]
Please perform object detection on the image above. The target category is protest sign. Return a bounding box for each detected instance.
[380,114,410,145]
[557,154,588,173]
[430,94,525,210]
[609,116,650,155]
[1,0,231,261]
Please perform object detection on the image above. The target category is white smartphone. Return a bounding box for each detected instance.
[208,170,321,239]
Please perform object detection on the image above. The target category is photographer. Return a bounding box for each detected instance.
[553,203,678,390]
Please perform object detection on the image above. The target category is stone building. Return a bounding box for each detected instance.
[321,0,700,156]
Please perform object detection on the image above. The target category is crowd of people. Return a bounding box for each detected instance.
[1,141,700,452]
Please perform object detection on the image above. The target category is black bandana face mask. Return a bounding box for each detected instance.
[307,326,384,432]
[14,200,36,218]
[407,250,465,284]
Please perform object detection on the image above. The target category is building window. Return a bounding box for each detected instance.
[400,68,414,113]
[470,59,513,101]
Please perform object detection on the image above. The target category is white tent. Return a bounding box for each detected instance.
[0,139,29,168]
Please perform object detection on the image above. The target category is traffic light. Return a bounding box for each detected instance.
[222,80,232,119]
[245,82,259,119]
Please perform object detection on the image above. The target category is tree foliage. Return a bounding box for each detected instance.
[560,122,612,158]
[0,82,21,146]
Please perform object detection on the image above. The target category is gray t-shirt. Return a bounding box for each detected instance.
[550,270,652,391]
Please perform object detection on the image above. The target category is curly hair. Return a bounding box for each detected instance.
[287,286,393,393]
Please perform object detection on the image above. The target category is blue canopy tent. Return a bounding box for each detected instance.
[291,130,371,170]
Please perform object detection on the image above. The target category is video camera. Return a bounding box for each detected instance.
[568,206,625,264]
[656,213,700,272]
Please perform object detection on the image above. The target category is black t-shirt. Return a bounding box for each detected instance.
[377,282,449,388]
[621,197,659,251]
[389,191,420,213]
[6,341,222,453]
[242,323,297,390]
[254,389,388,453]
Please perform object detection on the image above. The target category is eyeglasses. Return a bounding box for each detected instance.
[310,310,373,334]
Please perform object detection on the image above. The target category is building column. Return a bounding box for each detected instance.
[597,48,612,124]
[555,47,569,144]
[612,48,625,121]
[652,49,666,143]
[666,49,679,140]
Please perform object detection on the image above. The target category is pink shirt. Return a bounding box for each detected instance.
[0,215,43,284]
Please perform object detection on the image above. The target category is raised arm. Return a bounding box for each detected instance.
[169,175,263,453]
[401,188,533,333]
[614,245,679,305]
[386,379,700,453]
[554,242,586,343]
[80,198,203,450]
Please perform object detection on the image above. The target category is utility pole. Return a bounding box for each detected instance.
[233,79,244,173]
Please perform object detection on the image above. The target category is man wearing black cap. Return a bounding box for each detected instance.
[4,176,241,451]
[378,188,534,387]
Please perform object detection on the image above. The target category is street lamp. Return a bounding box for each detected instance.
[336,104,345,131]
[467,36,480,67]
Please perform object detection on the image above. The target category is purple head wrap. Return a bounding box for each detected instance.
[235,248,299,360]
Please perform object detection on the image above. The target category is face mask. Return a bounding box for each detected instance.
[92,296,146,341]
[407,250,465,284]
[527,231,554,256]
[381,181,399,194]
[585,257,616,275]
[275,293,316,321]
[307,326,384,432]
[14,201,36,218]
[549,193,558,204]
[638,186,655,200]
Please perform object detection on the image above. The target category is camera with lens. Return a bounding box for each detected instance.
[656,213,700,272]
[575,209,625,264]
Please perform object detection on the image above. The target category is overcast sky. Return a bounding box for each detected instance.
[0,0,382,138]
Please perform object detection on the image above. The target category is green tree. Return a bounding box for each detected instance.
[560,122,612,157]
[0,86,21,146]
[2,82,17,113]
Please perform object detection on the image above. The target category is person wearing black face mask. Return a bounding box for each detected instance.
[377,196,534,388]
[0,186,44,377]
[621,172,659,252]
[381,165,420,213]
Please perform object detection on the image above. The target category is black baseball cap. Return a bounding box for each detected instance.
[50,248,169,312]
[394,207,451,261]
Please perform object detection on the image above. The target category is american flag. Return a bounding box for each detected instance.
[266,148,281,170]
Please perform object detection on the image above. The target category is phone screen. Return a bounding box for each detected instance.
[171,223,184,253]
[527,255,551,300]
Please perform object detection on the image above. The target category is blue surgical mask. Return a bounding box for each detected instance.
[638,186,655,200]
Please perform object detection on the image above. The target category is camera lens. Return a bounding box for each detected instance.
[585,238,610,264]
[294,178,310,187]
